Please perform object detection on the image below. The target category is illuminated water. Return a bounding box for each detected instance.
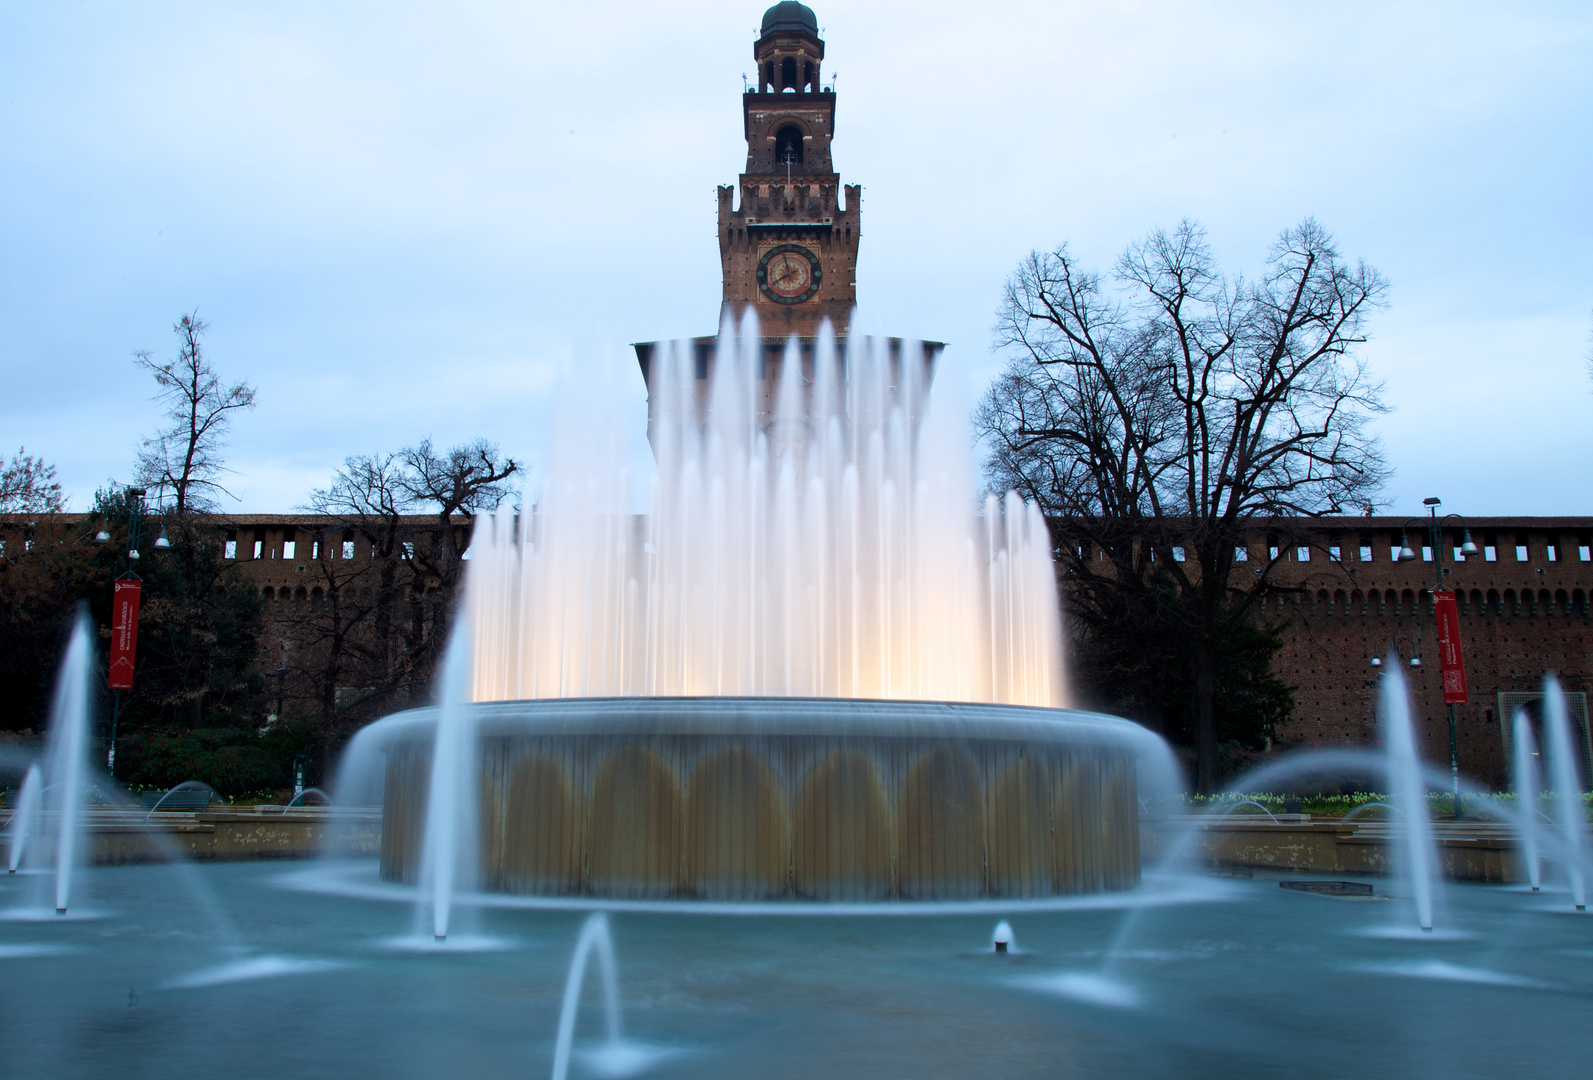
[465,319,1063,707]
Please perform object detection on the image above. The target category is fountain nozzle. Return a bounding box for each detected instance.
[992,920,1014,954]
[435,934,446,942]
[56,907,67,916]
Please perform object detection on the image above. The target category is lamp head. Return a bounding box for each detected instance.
[1423,497,1441,507]
[1398,531,1416,561]
[152,526,171,551]
[93,530,111,544]
[1370,657,1382,668]
[1409,656,1421,668]
[1459,528,1479,557]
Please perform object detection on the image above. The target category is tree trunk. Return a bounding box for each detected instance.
[1192,641,1219,794]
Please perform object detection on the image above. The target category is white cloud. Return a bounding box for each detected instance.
[1,0,1589,513]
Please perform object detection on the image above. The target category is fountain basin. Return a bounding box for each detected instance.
[377,697,1143,901]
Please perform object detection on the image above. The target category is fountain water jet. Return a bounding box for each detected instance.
[6,764,42,873]
[44,608,95,915]
[1541,675,1587,911]
[141,780,220,820]
[551,912,623,1080]
[417,624,478,941]
[1511,709,1543,891]
[1381,660,1438,932]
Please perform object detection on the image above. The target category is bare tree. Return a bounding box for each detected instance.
[397,438,519,648]
[135,313,257,515]
[978,219,1389,792]
[0,449,65,513]
[290,440,518,750]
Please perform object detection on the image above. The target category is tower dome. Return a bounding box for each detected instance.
[760,1,819,38]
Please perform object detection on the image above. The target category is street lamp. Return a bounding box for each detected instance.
[1395,497,1476,819]
[101,487,160,778]
[1369,635,1420,670]
[268,666,289,726]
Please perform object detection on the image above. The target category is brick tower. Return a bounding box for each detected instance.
[718,2,858,339]
[633,3,938,432]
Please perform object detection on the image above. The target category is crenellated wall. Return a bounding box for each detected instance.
[1227,516,1593,790]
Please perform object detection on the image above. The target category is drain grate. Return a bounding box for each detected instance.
[1280,880,1373,896]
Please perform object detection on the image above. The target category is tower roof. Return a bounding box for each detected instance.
[760,1,819,38]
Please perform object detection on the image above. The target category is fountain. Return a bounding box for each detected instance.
[6,764,41,874]
[141,780,220,820]
[9,4,1593,1070]
[551,913,623,1080]
[367,322,1150,904]
[1511,708,1543,891]
[1541,675,1588,911]
[417,626,479,940]
[1381,659,1439,931]
[17,608,97,916]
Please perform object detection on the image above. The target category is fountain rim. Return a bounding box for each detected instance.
[367,695,1150,747]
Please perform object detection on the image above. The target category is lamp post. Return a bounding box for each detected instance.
[268,666,289,726]
[93,487,154,777]
[1396,498,1478,820]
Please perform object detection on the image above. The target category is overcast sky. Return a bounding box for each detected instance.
[3,0,1590,517]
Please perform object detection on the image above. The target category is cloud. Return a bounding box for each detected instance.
[2,0,1589,512]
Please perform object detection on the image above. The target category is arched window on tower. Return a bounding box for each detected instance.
[764,62,775,91]
[781,56,797,91]
[775,124,804,167]
[803,60,815,91]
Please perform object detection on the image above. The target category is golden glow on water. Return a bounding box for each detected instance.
[464,322,1064,707]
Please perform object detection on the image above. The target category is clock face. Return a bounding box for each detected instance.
[756,244,822,304]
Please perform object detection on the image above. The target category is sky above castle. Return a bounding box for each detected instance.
[2,0,1590,515]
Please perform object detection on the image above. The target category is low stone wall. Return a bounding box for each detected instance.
[1,809,382,866]
[1142,817,1522,883]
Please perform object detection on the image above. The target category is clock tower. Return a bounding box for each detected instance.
[719,2,858,339]
[632,3,938,434]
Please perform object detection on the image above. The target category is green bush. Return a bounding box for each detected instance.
[117,727,282,798]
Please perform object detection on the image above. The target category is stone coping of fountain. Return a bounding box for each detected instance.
[369,695,1151,747]
[376,696,1150,902]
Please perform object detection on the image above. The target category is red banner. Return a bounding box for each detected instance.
[108,579,142,690]
[1433,589,1468,705]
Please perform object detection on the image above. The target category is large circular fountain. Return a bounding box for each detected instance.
[377,697,1143,901]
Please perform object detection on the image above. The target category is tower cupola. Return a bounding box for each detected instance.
[756,2,824,92]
